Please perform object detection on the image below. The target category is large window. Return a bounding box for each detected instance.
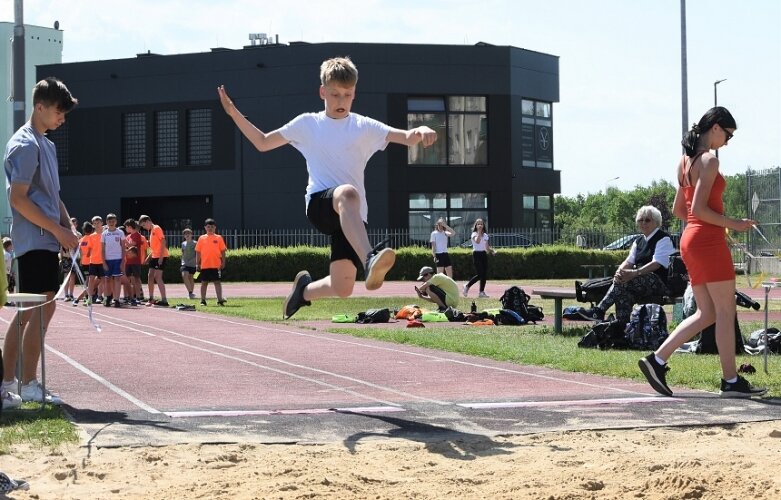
[520,99,553,169]
[122,112,146,169]
[48,123,69,172]
[408,192,488,243]
[408,96,487,166]
[154,111,179,167]
[521,194,552,229]
[187,108,212,166]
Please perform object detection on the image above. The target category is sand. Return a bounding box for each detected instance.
[3,420,781,499]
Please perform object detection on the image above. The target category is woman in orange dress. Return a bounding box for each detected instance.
[638,106,766,398]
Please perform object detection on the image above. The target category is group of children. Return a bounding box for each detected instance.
[39,215,227,309]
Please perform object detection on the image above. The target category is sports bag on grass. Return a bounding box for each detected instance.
[625,304,668,350]
[500,286,544,323]
[578,320,626,349]
[356,308,391,324]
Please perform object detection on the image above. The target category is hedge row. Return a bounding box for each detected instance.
[160,246,625,283]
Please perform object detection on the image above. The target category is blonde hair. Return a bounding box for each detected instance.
[320,57,358,87]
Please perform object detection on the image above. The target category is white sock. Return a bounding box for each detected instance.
[725,376,738,384]
[654,355,666,366]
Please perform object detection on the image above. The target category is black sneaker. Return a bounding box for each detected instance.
[283,270,312,319]
[577,306,604,322]
[638,353,673,396]
[113,300,122,308]
[364,248,396,291]
[200,299,207,306]
[155,299,169,307]
[217,300,226,306]
[719,375,767,398]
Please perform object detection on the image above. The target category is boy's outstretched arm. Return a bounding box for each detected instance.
[217,85,289,152]
[386,126,438,148]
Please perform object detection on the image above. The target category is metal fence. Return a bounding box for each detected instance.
[160,226,642,250]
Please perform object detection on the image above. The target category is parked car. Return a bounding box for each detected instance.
[459,233,540,249]
[602,234,641,251]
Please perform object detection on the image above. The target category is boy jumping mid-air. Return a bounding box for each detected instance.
[218,56,437,319]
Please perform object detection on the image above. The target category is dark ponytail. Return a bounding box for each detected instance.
[681,106,737,157]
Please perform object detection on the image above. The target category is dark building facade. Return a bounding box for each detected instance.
[43,42,559,241]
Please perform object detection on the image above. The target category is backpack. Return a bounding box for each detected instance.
[575,277,613,304]
[746,327,781,353]
[495,309,526,325]
[578,320,626,349]
[666,252,689,297]
[500,286,545,323]
[694,317,744,354]
[355,308,391,324]
[624,304,668,350]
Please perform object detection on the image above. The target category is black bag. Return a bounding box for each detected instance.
[356,308,391,324]
[500,286,544,323]
[666,252,689,297]
[695,317,744,354]
[443,307,466,322]
[625,304,668,350]
[575,276,613,304]
[578,320,626,349]
[496,309,526,325]
[746,327,781,353]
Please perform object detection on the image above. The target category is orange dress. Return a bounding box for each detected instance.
[679,155,734,285]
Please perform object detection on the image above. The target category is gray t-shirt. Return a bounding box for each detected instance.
[181,239,197,267]
[4,122,62,257]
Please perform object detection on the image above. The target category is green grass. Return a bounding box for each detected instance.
[0,403,80,455]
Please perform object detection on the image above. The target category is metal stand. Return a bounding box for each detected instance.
[760,282,776,374]
[7,292,48,407]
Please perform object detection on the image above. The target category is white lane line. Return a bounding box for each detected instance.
[460,396,685,409]
[165,406,406,418]
[60,309,447,407]
[167,312,651,397]
[47,345,161,414]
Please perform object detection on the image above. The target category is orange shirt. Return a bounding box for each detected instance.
[149,225,169,258]
[195,234,227,269]
[78,235,91,265]
[88,232,104,265]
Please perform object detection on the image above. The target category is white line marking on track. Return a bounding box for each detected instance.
[460,396,685,409]
[164,311,654,397]
[165,406,406,418]
[46,346,161,414]
[60,309,448,407]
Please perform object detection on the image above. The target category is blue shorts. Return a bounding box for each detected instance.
[105,259,123,277]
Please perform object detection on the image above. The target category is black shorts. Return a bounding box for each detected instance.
[17,250,60,294]
[181,265,196,274]
[125,263,143,278]
[434,252,452,268]
[307,188,364,271]
[148,257,168,270]
[428,284,447,304]
[88,263,106,278]
[198,268,221,282]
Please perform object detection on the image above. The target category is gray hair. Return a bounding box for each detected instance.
[636,205,663,227]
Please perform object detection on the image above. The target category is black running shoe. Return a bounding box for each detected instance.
[200,299,207,306]
[155,299,169,307]
[577,306,604,322]
[283,270,312,319]
[638,353,673,396]
[364,248,396,291]
[719,375,767,398]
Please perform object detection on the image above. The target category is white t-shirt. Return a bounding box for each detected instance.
[101,227,126,261]
[430,230,450,253]
[470,232,489,251]
[278,111,391,222]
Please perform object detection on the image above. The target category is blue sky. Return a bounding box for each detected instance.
[3,0,779,197]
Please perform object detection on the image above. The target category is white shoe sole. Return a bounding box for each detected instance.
[638,358,673,396]
[365,248,395,291]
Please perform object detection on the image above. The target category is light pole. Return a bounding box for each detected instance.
[714,79,726,157]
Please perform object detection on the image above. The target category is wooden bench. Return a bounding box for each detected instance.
[531,288,576,334]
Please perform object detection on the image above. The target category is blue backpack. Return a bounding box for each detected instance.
[625,304,668,350]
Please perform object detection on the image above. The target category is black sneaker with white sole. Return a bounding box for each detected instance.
[577,306,605,322]
[283,270,312,319]
[364,248,396,291]
[719,375,767,398]
[638,353,673,396]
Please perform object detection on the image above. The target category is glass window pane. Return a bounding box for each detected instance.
[155,110,178,167]
[432,193,447,209]
[448,113,487,165]
[408,112,447,165]
[186,108,212,166]
[535,102,551,118]
[451,193,488,209]
[522,195,535,210]
[448,96,464,112]
[522,99,535,116]
[522,211,535,227]
[464,96,486,112]
[536,210,551,228]
[123,112,146,169]
[408,97,445,111]
[450,210,488,238]
[537,195,551,210]
[408,193,430,209]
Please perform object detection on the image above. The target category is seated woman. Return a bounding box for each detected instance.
[580,205,674,323]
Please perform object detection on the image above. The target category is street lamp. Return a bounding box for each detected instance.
[714,79,726,157]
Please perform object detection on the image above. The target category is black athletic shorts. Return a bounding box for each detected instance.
[434,252,452,268]
[148,256,168,270]
[88,263,105,278]
[198,268,221,282]
[17,250,60,294]
[307,188,365,271]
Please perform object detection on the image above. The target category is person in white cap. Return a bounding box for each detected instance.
[414,266,460,311]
